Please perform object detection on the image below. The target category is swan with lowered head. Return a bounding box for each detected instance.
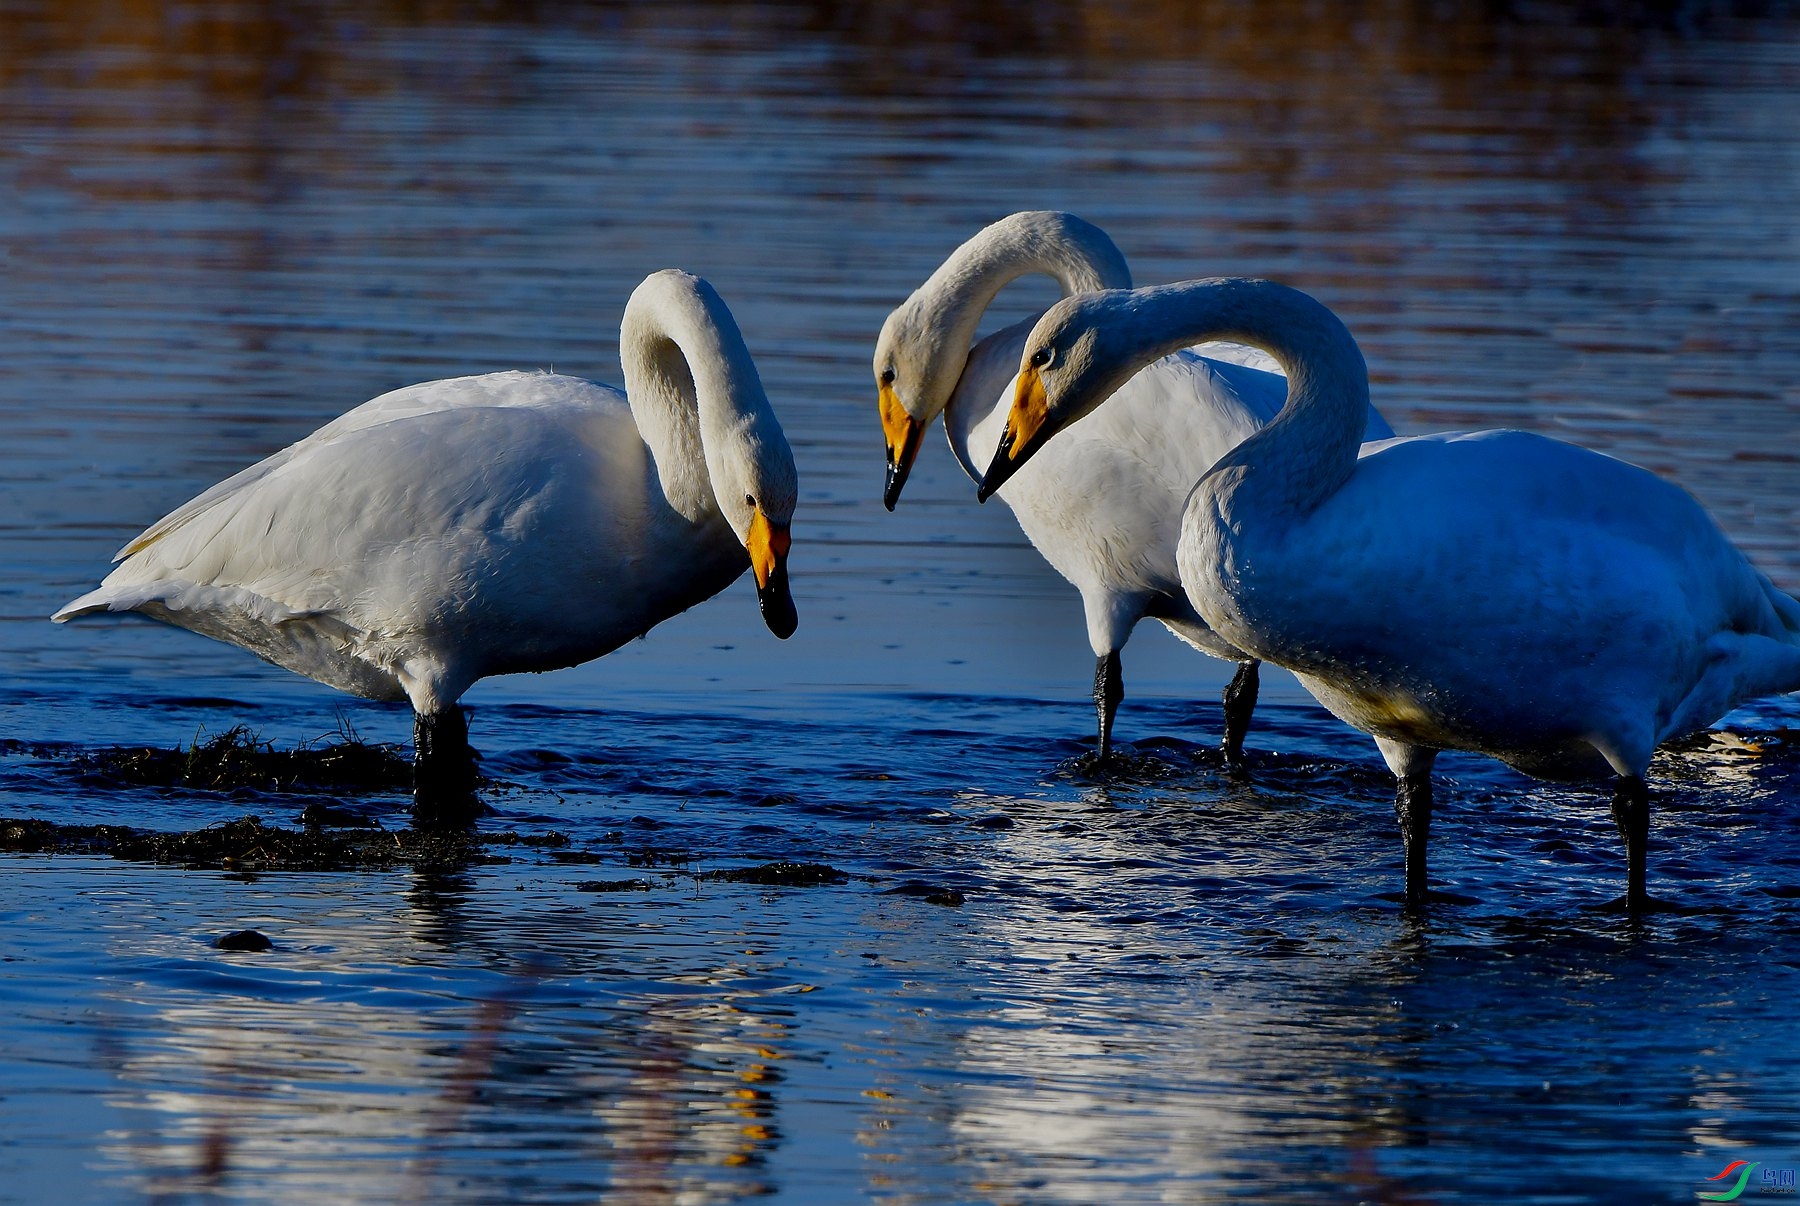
[874,211,1391,761]
[55,269,799,826]
[979,276,1800,912]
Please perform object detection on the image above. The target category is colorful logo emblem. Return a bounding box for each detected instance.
[1701,1162,1761,1202]
[1698,1160,1800,1199]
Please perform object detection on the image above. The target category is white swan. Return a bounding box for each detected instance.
[54,269,799,825]
[980,277,1800,911]
[873,211,1392,761]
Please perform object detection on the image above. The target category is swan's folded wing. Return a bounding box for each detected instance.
[1186,340,1284,376]
[115,372,618,559]
[1107,353,1275,469]
[1190,347,1395,443]
[53,579,319,624]
[84,391,643,631]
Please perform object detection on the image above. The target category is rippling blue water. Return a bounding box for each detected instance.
[3,2,1799,1202]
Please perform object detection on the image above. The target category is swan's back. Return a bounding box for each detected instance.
[1191,427,1800,767]
[113,372,605,560]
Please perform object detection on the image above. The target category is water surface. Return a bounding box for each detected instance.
[3,2,1799,1202]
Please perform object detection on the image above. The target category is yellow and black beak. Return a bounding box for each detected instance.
[747,508,797,639]
[976,364,1051,502]
[879,380,925,512]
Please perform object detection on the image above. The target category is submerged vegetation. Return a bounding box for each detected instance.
[4,724,871,884]
[0,813,855,887]
[0,814,555,872]
[73,722,413,794]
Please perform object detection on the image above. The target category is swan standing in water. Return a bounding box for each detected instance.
[979,277,1800,912]
[873,211,1391,761]
[55,270,799,826]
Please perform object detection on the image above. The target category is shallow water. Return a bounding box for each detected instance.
[3,1,1800,1202]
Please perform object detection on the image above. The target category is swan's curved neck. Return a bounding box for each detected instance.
[1111,279,1369,510]
[620,274,777,521]
[914,211,1132,377]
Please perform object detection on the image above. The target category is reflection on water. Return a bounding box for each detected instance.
[9,702,1798,1202]
[3,1,1800,1201]
[73,890,801,1202]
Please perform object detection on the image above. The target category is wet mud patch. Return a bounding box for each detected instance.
[699,861,848,887]
[882,879,967,906]
[0,814,568,872]
[215,928,275,951]
[568,862,851,895]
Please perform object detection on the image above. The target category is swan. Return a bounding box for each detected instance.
[978,277,1800,912]
[54,269,799,826]
[873,211,1392,761]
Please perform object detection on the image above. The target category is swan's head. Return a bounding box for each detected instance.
[713,433,799,640]
[872,302,960,512]
[977,291,1129,501]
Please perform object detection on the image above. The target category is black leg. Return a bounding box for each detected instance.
[1221,660,1259,763]
[1395,769,1433,911]
[413,706,480,828]
[1610,774,1650,914]
[1093,651,1123,762]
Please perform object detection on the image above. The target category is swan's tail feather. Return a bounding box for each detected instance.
[52,582,316,627]
[1775,591,1800,641]
[1663,631,1800,741]
[1762,572,1800,643]
[51,588,116,623]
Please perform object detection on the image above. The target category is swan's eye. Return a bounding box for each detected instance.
[879,367,895,386]
[745,494,756,508]
[1029,347,1053,369]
